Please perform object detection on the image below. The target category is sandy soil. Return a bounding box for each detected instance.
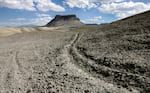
[0,27,137,93]
[0,26,68,37]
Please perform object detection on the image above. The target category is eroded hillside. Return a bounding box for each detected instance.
[76,10,150,93]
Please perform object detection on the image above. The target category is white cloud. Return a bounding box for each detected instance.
[30,17,52,26]
[0,14,52,27]
[65,0,124,9]
[34,0,65,12]
[0,0,36,11]
[99,1,150,19]
[84,16,102,24]
[36,13,50,17]
[90,0,124,3]
[0,0,65,12]
[65,0,97,9]
[33,13,52,26]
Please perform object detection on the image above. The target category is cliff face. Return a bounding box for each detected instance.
[46,15,84,27]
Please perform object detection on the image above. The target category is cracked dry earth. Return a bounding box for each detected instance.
[0,29,144,93]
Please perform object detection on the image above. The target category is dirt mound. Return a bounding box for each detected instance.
[46,15,84,27]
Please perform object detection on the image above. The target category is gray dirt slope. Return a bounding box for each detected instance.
[76,10,150,93]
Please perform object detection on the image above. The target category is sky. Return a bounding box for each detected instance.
[0,0,150,27]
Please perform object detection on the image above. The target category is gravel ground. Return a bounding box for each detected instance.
[0,28,135,93]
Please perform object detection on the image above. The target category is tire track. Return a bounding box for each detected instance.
[58,33,136,93]
[57,33,90,77]
[69,33,149,93]
[77,50,149,77]
[0,51,26,93]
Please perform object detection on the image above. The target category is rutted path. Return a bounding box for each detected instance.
[57,33,92,79]
[67,33,149,93]
[58,33,137,93]
[0,51,25,92]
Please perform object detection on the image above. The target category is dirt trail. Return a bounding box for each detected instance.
[58,33,91,78]
[69,33,149,93]
[0,51,25,92]
[57,33,137,93]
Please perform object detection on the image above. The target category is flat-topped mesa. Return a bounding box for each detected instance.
[46,14,84,27]
[54,15,79,21]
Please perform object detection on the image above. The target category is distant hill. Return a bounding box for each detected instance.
[46,15,84,27]
[17,24,36,28]
[111,10,150,28]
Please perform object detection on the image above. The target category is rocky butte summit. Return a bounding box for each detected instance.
[46,14,84,27]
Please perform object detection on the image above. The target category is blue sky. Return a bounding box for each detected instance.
[0,0,150,27]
